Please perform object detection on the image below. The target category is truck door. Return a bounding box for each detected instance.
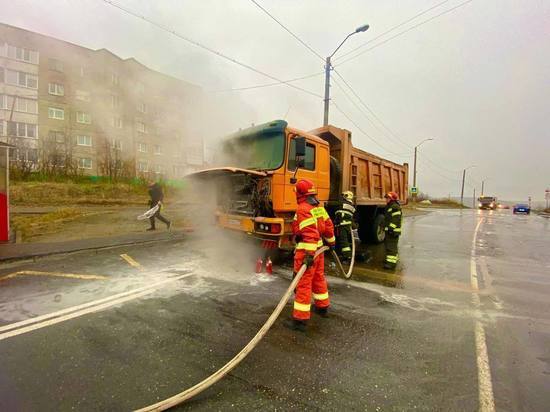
[283,135,317,210]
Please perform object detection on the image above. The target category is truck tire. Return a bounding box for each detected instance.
[358,210,385,244]
[329,156,342,201]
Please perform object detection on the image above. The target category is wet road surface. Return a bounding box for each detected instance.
[0,209,548,411]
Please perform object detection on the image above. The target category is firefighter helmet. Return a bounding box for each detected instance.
[385,191,399,201]
[342,191,354,202]
[295,179,317,196]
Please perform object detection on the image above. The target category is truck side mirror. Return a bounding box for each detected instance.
[294,136,306,157]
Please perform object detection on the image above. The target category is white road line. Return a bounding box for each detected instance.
[471,217,496,412]
[0,273,193,337]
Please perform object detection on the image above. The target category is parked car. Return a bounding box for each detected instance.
[513,204,530,214]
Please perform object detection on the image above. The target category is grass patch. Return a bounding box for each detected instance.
[11,208,87,241]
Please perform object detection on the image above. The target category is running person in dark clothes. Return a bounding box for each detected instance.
[147,181,171,231]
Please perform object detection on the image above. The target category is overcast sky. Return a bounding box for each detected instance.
[2,0,549,201]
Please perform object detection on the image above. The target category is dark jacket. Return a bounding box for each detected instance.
[384,200,402,236]
[335,199,356,228]
[148,183,164,205]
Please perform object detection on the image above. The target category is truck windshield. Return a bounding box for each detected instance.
[220,132,285,170]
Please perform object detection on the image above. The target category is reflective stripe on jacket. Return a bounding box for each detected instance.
[292,200,335,252]
[384,200,402,235]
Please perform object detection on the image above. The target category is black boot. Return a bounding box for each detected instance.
[313,306,329,318]
[284,318,307,332]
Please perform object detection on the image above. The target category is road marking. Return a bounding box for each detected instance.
[0,272,193,340]
[0,270,108,282]
[470,217,496,412]
[120,253,143,269]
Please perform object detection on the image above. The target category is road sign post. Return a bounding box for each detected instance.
[545,189,549,209]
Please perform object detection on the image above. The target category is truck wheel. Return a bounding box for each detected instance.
[370,213,386,244]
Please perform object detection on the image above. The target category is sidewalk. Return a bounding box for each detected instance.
[0,230,187,262]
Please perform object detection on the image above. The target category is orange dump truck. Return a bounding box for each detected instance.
[191,120,408,249]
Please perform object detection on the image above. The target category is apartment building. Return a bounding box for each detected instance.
[0,23,204,178]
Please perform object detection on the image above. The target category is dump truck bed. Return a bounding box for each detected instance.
[309,125,409,205]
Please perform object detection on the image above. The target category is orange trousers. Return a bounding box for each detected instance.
[292,250,330,320]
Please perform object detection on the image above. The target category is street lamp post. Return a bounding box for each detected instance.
[412,138,434,203]
[460,165,476,207]
[323,24,369,126]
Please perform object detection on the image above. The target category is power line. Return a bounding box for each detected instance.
[335,0,453,61]
[100,0,323,99]
[336,0,475,66]
[249,0,324,62]
[331,100,411,159]
[210,71,323,93]
[333,68,413,149]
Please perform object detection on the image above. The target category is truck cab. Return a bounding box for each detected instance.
[189,120,408,249]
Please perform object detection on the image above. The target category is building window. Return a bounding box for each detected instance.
[154,164,163,174]
[1,95,38,114]
[136,121,147,133]
[7,45,39,64]
[7,122,37,138]
[6,69,38,89]
[111,95,119,108]
[154,145,162,155]
[138,143,147,153]
[0,67,4,83]
[76,135,92,146]
[76,111,92,124]
[111,72,119,85]
[112,139,122,151]
[75,90,90,102]
[48,82,65,96]
[48,130,65,143]
[78,158,93,169]
[111,117,123,129]
[137,102,147,113]
[48,58,64,72]
[138,161,148,172]
[48,107,65,120]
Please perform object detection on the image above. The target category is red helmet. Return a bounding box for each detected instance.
[385,191,399,201]
[295,179,317,200]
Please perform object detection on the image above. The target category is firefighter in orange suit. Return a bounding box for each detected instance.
[286,179,336,332]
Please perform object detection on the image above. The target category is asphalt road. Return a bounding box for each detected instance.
[0,209,548,411]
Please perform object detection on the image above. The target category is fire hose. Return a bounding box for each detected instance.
[135,246,329,412]
[331,226,356,279]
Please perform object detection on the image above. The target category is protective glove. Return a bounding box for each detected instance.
[304,254,314,268]
[293,234,303,244]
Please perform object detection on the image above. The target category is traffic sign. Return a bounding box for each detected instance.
[410,187,418,194]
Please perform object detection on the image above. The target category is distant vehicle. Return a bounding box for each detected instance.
[478,196,497,210]
[497,204,510,209]
[513,204,530,214]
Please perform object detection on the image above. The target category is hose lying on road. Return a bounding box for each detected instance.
[135,246,329,412]
[331,229,356,279]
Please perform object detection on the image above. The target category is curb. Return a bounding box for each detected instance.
[0,231,190,264]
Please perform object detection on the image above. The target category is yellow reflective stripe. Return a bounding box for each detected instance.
[294,301,311,312]
[384,227,389,231]
[317,240,324,247]
[299,217,317,230]
[393,228,401,232]
[389,223,398,229]
[387,208,393,212]
[392,211,402,216]
[341,247,351,252]
[297,242,318,251]
[313,292,329,300]
[324,236,336,243]
[386,256,398,263]
[311,207,329,220]
[293,214,297,221]
[339,221,352,226]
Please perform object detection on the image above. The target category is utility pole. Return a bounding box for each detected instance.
[412,138,433,203]
[460,169,466,208]
[481,180,485,196]
[460,165,476,208]
[323,24,369,126]
[323,56,331,126]
[473,188,476,209]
